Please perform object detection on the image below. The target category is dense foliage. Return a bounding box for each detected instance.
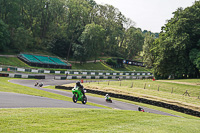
[0,0,149,62]
[143,1,200,79]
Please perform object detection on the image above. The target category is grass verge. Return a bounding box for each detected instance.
[0,57,29,67]
[0,108,200,133]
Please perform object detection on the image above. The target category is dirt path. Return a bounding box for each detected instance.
[0,55,17,57]
[157,80,200,86]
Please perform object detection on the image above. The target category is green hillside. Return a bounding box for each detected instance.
[0,56,149,72]
[0,57,29,67]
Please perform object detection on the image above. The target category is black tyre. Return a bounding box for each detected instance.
[106,99,112,103]
[72,95,78,103]
[82,96,87,104]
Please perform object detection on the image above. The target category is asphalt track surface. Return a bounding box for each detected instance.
[2,78,179,117]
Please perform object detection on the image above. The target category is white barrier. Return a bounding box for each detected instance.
[22,75,28,78]
[8,74,15,78]
[44,70,50,73]
[17,68,25,72]
[55,71,60,74]
[32,69,38,73]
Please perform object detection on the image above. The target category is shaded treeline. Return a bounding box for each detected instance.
[143,1,200,79]
[0,0,147,63]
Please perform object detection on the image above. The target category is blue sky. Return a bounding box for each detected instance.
[95,0,196,33]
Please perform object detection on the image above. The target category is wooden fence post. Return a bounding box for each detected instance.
[131,82,133,88]
[157,85,159,91]
[144,83,146,89]
[171,87,173,94]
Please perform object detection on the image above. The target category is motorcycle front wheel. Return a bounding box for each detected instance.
[72,95,78,103]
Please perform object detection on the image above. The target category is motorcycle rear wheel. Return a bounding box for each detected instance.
[82,96,87,104]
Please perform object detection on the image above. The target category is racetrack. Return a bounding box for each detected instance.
[0,92,101,109]
[4,79,180,117]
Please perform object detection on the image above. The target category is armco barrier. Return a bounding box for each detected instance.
[55,85,200,117]
[0,66,152,76]
[65,75,153,80]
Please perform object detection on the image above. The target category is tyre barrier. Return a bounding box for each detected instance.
[55,85,200,117]
[34,75,45,79]
[0,73,9,77]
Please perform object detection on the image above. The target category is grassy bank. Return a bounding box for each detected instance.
[0,56,150,72]
[0,57,29,67]
[71,62,111,70]
[63,79,200,111]
[0,108,200,133]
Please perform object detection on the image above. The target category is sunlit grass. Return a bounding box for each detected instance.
[0,108,200,133]
[63,79,200,111]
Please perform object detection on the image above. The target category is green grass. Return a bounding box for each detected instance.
[0,77,108,108]
[0,108,200,133]
[71,62,112,70]
[78,80,200,111]
[46,85,199,119]
[0,57,29,67]
[165,79,200,84]
[0,56,151,73]
[124,64,150,71]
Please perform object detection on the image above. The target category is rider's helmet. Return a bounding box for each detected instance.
[106,94,109,97]
[76,81,81,86]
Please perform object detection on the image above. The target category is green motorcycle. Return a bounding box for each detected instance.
[72,86,87,104]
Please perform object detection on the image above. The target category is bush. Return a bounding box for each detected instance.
[106,58,117,67]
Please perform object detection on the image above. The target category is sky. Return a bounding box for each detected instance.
[95,0,197,33]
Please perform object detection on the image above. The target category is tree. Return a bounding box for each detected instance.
[124,27,144,59]
[0,19,10,52]
[12,27,34,52]
[142,32,156,68]
[144,1,200,78]
[72,43,88,64]
[79,23,105,62]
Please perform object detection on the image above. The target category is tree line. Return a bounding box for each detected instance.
[0,0,153,63]
[143,1,200,79]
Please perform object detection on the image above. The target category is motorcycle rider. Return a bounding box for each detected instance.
[105,94,110,100]
[76,81,85,96]
[138,107,144,112]
[39,82,43,87]
[35,81,39,86]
